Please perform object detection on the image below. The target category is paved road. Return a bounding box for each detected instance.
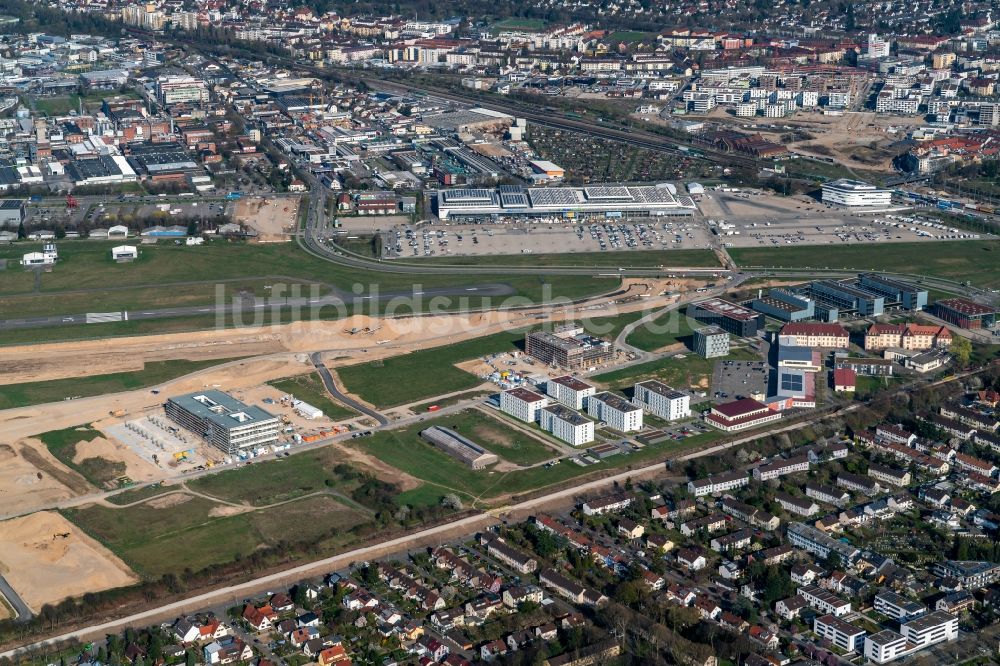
[0,575,33,622]
[0,403,829,659]
[309,352,389,426]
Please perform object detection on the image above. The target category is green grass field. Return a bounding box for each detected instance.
[0,358,244,410]
[64,494,367,577]
[410,389,492,413]
[429,409,558,466]
[730,240,1000,289]
[31,90,139,116]
[186,447,354,506]
[105,483,172,506]
[0,241,617,319]
[358,415,720,506]
[608,30,654,43]
[490,17,547,32]
[592,347,758,392]
[268,372,357,421]
[413,249,719,269]
[336,329,526,408]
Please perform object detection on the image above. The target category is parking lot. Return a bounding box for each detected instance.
[699,190,989,248]
[385,219,716,258]
[711,359,771,401]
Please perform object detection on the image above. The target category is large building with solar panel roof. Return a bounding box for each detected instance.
[434,183,696,220]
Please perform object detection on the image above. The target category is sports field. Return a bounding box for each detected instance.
[730,240,1000,289]
[336,329,526,408]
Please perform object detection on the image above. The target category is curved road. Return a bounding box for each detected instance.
[0,404,843,659]
[309,352,389,426]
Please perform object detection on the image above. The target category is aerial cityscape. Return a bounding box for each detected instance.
[1,0,1000,665]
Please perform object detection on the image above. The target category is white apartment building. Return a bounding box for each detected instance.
[753,454,810,481]
[874,590,926,621]
[814,615,866,652]
[900,611,958,649]
[687,470,748,497]
[545,375,596,410]
[821,179,893,207]
[798,585,852,617]
[633,380,690,421]
[865,630,908,664]
[539,404,594,447]
[587,392,643,432]
[500,387,548,423]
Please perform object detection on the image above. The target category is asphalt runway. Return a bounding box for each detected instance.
[0,283,518,331]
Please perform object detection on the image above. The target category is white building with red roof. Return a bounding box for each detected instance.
[705,398,782,432]
[777,322,850,349]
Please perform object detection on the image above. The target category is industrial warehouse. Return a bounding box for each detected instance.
[434,183,697,220]
[419,425,499,469]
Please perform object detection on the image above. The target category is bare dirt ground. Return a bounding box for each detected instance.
[0,443,82,517]
[235,196,301,243]
[0,333,285,385]
[0,511,138,612]
[72,436,161,483]
[0,278,689,517]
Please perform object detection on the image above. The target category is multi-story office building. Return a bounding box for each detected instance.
[155,76,209,106]
[525,325,614,370]
[821,179,893,207]
[687,298,763,337]
[693,325,730,358]
[165,390,280,456]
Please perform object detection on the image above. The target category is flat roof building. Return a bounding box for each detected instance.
[693,325,730,358]
[165,390,280,456]
[633,380,691,421]
[500,387,548,423]
[821,179,893,207]
[751,289,814,322]
[687,298,763,337]
[434,183,694,220]
[525,325,614,370]
[545,375,596,410]
[934,298,996,330]
[588,391,643,432]
[539,404,594,447]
